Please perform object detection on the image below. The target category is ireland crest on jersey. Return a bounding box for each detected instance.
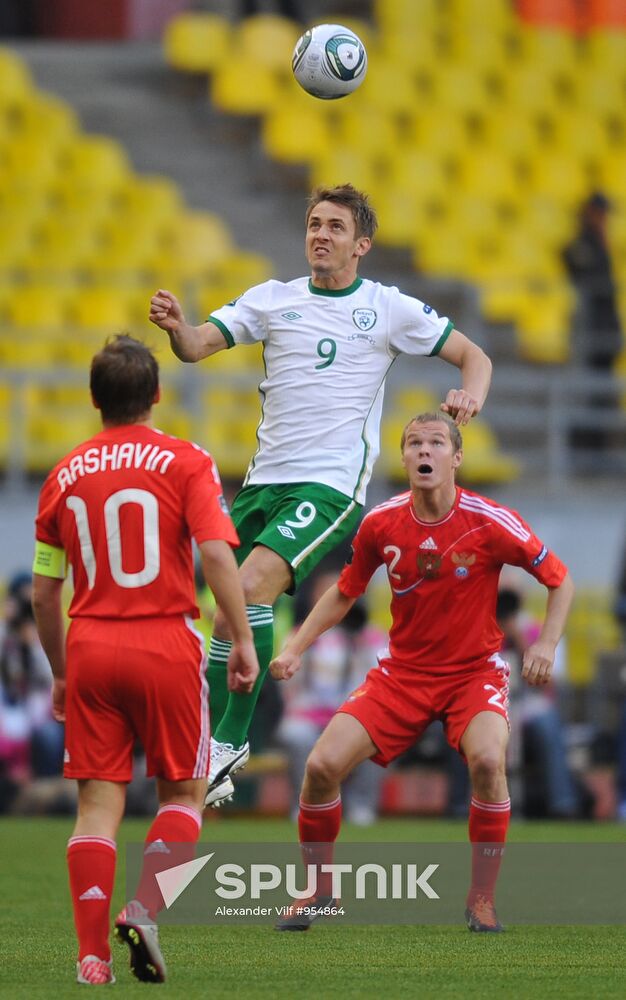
[352,308,377,331]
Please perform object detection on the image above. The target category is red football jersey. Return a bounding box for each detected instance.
[35,424,239,619]
[338,486,567,673]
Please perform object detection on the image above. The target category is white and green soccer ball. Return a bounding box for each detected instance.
[292,23,367,100]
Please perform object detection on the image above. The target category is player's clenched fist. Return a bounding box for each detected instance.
[227,640,260,694]
[440,389,479,426]
[149,289,185,333]
[270,650,302,681]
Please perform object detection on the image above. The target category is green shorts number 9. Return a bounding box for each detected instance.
[229,482,363,593]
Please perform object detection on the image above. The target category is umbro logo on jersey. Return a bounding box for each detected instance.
[79,885,107,901]
[145,838,171,856]
[281,311,302,321]
[277,525,296,540]
[419,537,438,550]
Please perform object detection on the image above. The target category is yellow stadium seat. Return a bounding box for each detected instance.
[517,26,580,82]
[521,195,576,250]
[17,92,78,146]
[0,210,41,268]
[0,331,60,369]
[514,283,575,364]
[570,65,626,123]
[380,415,408,478]
[48,179,119,219]
[332,103,399,160]
[446,31,511,86]
[457,420,521,485]
[116,175,183,223]
[355,62,419,116]
[414,228,470,279]
[446,0,515,28]
[528,152,591,207]
[236,15,301,74]
[150,211,234,282]
[67,287,139,332]
[458,151,522,204]
[550,111,611,169]
[61,135,131,193]
[211,59,283,116]
[163,12,233,74]
[0,381,10,466]
[310,147,379,196]
[404,111,468,163]
[597,151,626,201]
[6,284,73,331]
[374,189,437,249]
[17,214,102,273]
[473,228,564,286]
[480,113,541,168]
[430,66,493,121]
[215,250,274,290]
[451,196,518,246]
[387,149,452,203]
[479,279,530,324]
[378,30,440,80]
[0,47,34,113]
[262,104,331,164]
[391,386,440,416]
[1,134,64,188]
[585,28,626,84]
[25,411,100,473]
[373,0,440,34]
[502,64,563,120]
[154,406,193,442]
[201,385,260,476]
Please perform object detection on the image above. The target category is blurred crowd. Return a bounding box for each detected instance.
[4,547,626,823]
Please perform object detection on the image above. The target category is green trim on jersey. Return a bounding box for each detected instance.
[308,277,363,297]
[229,482,363,592]
[430,320,454,356]
[208,315,235,348]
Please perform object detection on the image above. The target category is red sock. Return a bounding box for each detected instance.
[134,804,202,918]
[467,796,511,906]
[67,836,116,961]
[298,796,342,899]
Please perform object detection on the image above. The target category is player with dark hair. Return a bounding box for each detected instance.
[32,335,258,985]
[150,184,493,808]
[271,411,574,933]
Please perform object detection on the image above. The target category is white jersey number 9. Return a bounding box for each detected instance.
[66,488,160,590]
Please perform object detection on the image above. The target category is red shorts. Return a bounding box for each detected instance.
[338,653,510,767]
[64,616,209,782]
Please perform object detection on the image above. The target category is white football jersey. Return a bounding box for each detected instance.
[209,276,453,503]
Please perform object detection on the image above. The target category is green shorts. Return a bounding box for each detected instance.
[229,482,363,593]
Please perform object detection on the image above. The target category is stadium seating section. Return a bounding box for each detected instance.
[3,1,625,483]
[163,2,626,374]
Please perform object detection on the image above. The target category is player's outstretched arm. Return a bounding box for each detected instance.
[437,328,492,425]
[198,539,259,694]
[149,288,228,363]
[522,571,575,687]
[32,574,66,721]
[270,584,356,681]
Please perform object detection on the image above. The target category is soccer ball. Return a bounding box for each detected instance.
[292,23,367,100]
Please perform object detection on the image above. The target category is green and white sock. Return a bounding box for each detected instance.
[213,604,274,747]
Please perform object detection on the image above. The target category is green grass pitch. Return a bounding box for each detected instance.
[2,816,625,999]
